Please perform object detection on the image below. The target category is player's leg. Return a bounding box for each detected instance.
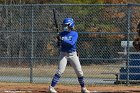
[68,52,84,87]
[49,52,68,92]
[68,52,90,93]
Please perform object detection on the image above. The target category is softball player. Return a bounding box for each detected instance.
[137,22,140,36]
[49,18,90,93]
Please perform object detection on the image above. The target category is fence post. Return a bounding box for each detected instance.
[126,4,132,85]
[30,4,34,83]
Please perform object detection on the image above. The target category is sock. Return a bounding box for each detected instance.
[51,74,61,87]
[78,76,85,87]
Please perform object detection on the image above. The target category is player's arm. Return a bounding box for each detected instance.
[133,22,140,51]
[62,33,78,46]
[137,22,140,36]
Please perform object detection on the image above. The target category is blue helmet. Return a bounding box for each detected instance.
[63,18,75,28]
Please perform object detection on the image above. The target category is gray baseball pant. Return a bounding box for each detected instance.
[56,51,84,77]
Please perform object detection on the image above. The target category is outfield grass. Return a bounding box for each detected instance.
[0,64,121,79]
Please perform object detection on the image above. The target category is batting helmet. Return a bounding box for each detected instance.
[63,18,75,28]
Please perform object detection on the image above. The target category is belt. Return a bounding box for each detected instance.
[61,51,76,53]
[61,51,76,56]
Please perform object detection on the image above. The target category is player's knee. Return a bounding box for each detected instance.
[77,71,83,77]
[56,70,63,76]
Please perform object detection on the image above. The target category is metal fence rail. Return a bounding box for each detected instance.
[0,4,140,85]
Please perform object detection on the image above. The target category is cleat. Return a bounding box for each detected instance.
[49,86,57,93]
[81,87,90,93]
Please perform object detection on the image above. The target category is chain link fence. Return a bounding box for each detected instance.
[0,4,140,85]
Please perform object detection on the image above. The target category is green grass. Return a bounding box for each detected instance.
[0,64,121,79]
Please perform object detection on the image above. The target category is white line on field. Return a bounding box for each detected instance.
[2,90,32,93]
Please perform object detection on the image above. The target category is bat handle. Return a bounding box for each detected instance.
[57,41,61,47]
[56,33,61,47]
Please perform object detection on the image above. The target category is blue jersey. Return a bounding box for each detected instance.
[59,30,78,53]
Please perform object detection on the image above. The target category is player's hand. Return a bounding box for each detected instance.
[133,37,140,51]
[56,36,65,41]
[56,36,61,41]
